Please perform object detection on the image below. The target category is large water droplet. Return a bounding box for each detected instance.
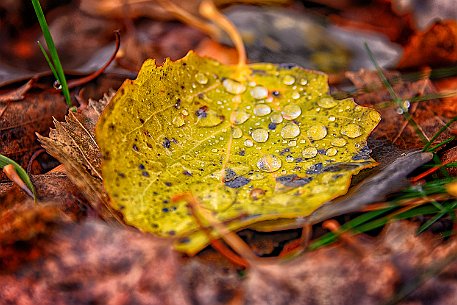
[281,123,300,139]
[331,137,347,147]
[251,128,269,143]
[223,79,246,95]
[230,110,250,125]
[195,72,208,84]
[302,147,318,158]
[283,75,296,85]
[326,148,338,156]
[254,104,271,116]
[250,86,268,99]
[307,124,327,140]
[300,78,308,85]
[317,97,337,109]
[232,127,243,138]
[341,124,363,138]
[257,155,282,172]
[172,116,185,127]
[270,112,283,124]
[291,92,300,99]
[282,104,301,120]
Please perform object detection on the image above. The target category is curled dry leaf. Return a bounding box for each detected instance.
[96,51,380,255]
[37,91,119,223]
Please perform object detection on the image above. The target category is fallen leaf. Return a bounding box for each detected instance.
[0,203,188,305]
[37,91,119,223]
[0,90,67,181]
[96,51,380,254]
[397,20,457,70]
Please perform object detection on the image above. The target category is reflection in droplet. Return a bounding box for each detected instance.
[302,147,318,158]
[341,124,363,138]
[195,72,208,84]
[223,79,246,94]
[257,155,282,172]
[232,127,243,138]
[250,86,268,99]
[281,123,300,139]
[252,129,269,143]
[230,110,250,125]
[318,97,337,108]
[254,104,271,116]
[326,148,338,156]
[328,116,336,122]
[307,124,327,140]
[270,112,283,124]
[331,137,347,147]
[244,139,254,147]
[172,116,185,127]
[53,80,62,90]
[369,111,381,122]
[282,104,301,120]
[300,78,308,85]
[283,75,296,85]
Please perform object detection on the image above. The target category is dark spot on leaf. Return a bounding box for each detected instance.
[139,164,145,170]
[174,98,181,109]
[225,176,250,188]
[163,137,171,148]
[183,170,192,176]
[276,174,312,187]
[306,163,323,174]
[198,93,204,99]
[224,168,237,181]
[317,149,326,155]
[279,63,298,69]
[352,146,372,160]
[268,122,277,130]
[168,230,176,236]
[323,163,361,172]
[279,148,290,156]
[118,172,126,178]
[139,118,145,124]
[295,158,303,163]
[272,90,280,96]
[179,237,190,244]
[142,171,149,177]
[162,208,169,212]
[165,182,172,187]
[132,144,139,152]
[108,123,115,130]
[239,149,246,156]
[195,106,208,118]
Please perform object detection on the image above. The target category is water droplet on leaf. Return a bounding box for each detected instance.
[254,104,271,116]
[331,138,347,147]
[232,127,243,138]
[282,104,301,120]
[251,128,269,143]
[281,123,300,139]
[326,148,338,156]
[341,124,362,138]
[270,112,283,124]
[283,75,296,85]
[257,155,282,172]
[302,147,318,158]
[317,97,337,109]
[307,124,327,140]
[195,72,208,84]
[230,110,250,124]
[250,86,268,99]
[223,79,246,94]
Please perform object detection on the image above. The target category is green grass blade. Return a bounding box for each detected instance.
[0,154,37,202]
[37,41,59,81]
[31,0,71,107]
[423,115,457,151]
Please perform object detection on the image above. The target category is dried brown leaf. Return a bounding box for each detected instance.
[37,91,118,222]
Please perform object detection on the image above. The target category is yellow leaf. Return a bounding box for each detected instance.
[96,52,380,254]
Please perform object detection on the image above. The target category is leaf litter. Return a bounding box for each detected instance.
[95,51,381,254]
